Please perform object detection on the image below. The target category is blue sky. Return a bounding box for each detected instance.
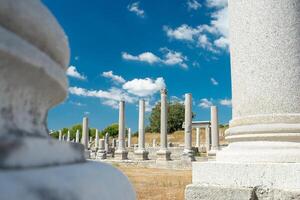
[43,0,231,132]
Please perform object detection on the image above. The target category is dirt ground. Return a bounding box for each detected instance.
[116,165,192,200]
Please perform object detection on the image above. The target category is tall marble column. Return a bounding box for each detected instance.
[208,106,219,156]
[0,1,135,199]
[205,126,211,153]
[81,117,89,148]
[104,132,110,153]
[156,88,171,161]
[195,128,200,148]
[127,128,131,148]
[58,130,62,141]
[186,0,300,199]
[75,129,80,143]
[182,93,195,161]
[95,129,99,150]
[135,99,149,160]
[115,101,128,160]
[67,130,71,142]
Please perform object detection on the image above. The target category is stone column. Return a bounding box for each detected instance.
[104,132,110,153]
[208,106,219,156]
[0,1,135,199]
[75,129,80,143]
[182,93,195,161]
[96,139,106,159]
[135,99,149,160]
[81,117,90,158]
[127,128,131,148]
[156,88,171,161]
[195,128,200,148]
[67,130,71,142]
[205,126,211,153]
[152,139,156,147]
[95,129,99,150]
[186,1,300,199]
[58,130,62,141]
[115,101,128,160]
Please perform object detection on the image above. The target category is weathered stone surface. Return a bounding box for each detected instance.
[185,184,300,200]
[0,1,135,199]
[0,161,135,200]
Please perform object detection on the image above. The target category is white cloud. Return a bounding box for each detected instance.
[102,71,126,84]
[170,96,184,104]
[122,52,160,64]
[206,0,227,8]
[122,49,188,68]
[187,0,201,10]
[163,24,199,41]
[123,77,166,97]
[161,48,188,68]
[66,65,87,80]
[164,0,229,53]
[219,98,232,106]
[199,98,213,108]
[69,86,137,109]
[210,77,219,85]
[128,2,145,18]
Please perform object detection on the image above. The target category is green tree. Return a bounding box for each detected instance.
[149,101,195,133]
[101,123,119,138]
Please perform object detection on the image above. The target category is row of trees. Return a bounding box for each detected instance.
[51,100,195,140]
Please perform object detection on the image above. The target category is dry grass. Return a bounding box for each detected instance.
[131,127,228,146]
[117,166,192,200]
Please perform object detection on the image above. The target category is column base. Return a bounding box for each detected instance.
[84,149,91,159]
[207,148,219,156]
[156,149,171,161]
[185,161,300,200]
[134,149,149,160]
[182,149,195,161]
[185,184,300,200]
[96,150,107,160]
[114,149,128,160]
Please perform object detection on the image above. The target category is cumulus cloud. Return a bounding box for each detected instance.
[164,0,229,53]
[66,65,87,80]
[128,2,145,18]
[122,52,160,64]
[187,0,201,10]
[102,71,126,84]
[199,98,213,108]
[161,48,188,68]
[163,24,199,41]
[69,72,166,109]
[69,86,137,109]
[122,49,188,68]
[123,77,166,97]
[219,98,232,106]
[210,77,219,85]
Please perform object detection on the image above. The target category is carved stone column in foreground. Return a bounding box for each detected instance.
[156,88,171,161]
[186,0,300,199]
[115,100,128,160]
[134,99,149,160]
[0,1,135,199]
[182,93,195,161]
[81,117,90,158]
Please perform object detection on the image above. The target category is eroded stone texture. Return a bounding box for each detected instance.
[0,1,135,199]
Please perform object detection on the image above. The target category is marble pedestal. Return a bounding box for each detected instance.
[185,162,300,200]
[134,150,149,160]
[96,150,107,160]
[156,149,171,161]
[182,149,196,162]
[114,150,128,160]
